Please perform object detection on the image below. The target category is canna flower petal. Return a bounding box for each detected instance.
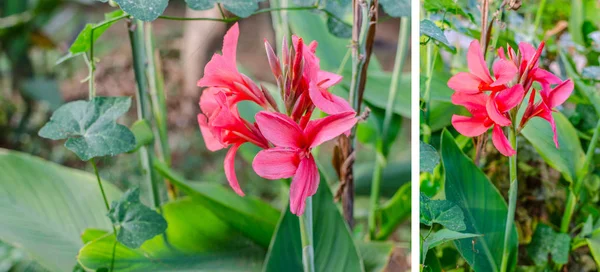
[546,80,574,108]
[304,111,358,148]
[447,72,484,94]
[495,84,525,112]
[467,40,493,83]
[451,115,490,137]
[531,68,562,86]
[518,42,536,65]
[486,94,512,126]
[536,107,559,148]
[255,111,305,148]
[490,59,518,87]
[451,92,487,115]
[198,114,226,151]
[289,156,320,215]
[492,125,516,156]
[308,82,354,115]
[253,147,300,179]
[317,71,343,89]
[198,23,240,87]
[224,143,245,196]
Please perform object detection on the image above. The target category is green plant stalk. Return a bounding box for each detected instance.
[144,22,171,166]
[128,19,161,209]
[532,0,548,34]
[422,41,438,126]
[157,5,348,27]
[500,125,518,272]
[368,18,409,239]
[561,118,600,232]
[269,0,291,51]
[91,158,117,272]
[89,28,96,98]
[299,197,315,272]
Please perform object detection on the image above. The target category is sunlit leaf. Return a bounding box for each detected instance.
[38,97,136,161]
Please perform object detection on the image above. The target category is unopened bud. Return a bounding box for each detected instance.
[264,39,282,79]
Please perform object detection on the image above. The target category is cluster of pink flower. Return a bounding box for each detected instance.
[197,23,357,215]
[448,40,573,156]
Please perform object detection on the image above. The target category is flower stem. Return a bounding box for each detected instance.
[128,19,162,209]
[368,18,409,240]
[561,118,600,232]
[500,126,518,272]
[299,197,315,272]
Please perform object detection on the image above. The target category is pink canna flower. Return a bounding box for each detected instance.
[520,80,574,147]
[264,36,353,119]
[198,23,276,110]
[198,88,269,196]
[451,84,524,156]
[252,111,357,215]
[497,42,562,91]
[448,40,518,94]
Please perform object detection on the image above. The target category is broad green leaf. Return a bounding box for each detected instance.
[327,16,352,38]
[375,183,411,240]
[78,197,265,271]
[69,10,126,54]
[113,0,167,21]
[422,229,481,264]
[559,51,600,115]
[587,231,600,269]
[379,0,410,17]
[185,0,264,18]
[441,130,518,272]
[420,141,439,173]
[354,161,411,197]
[21,77,63,110]
[569,0,585,45]
[356,106,403,158]
[521,112,585,184]
[420,19,454,51]
[129,119,154,152]
[527,224,570,266]
[263,172,363,271]
[582,66,600,80]
[107,188,167,249]
[38,97,136,161]
[154,161,279,248]
[356,241,394,272]
[420,193,466,232]
[0,149,122,272]
[423,0,470,19]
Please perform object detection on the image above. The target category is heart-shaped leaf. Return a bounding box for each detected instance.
[420,193,466,232]
[420,141,439,173]
[38,96,136,161]
[379,0,410,17]
[420,19,455,51]
[185,0,265,18]
[527,224,571,266]
[113,0,168,21]
[107,188,167,249]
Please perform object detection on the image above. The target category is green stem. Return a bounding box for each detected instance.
[299,197,315,272]
[422,41,438,126]
[89,28,95,99]
[128,19,161,209]
[561,118,600,232]
[500,126,518,272]
[91,158,117,271]
[269,0,291,52]
[368,18,409,239]
[157,5,349,27]
[532,0,547,35]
